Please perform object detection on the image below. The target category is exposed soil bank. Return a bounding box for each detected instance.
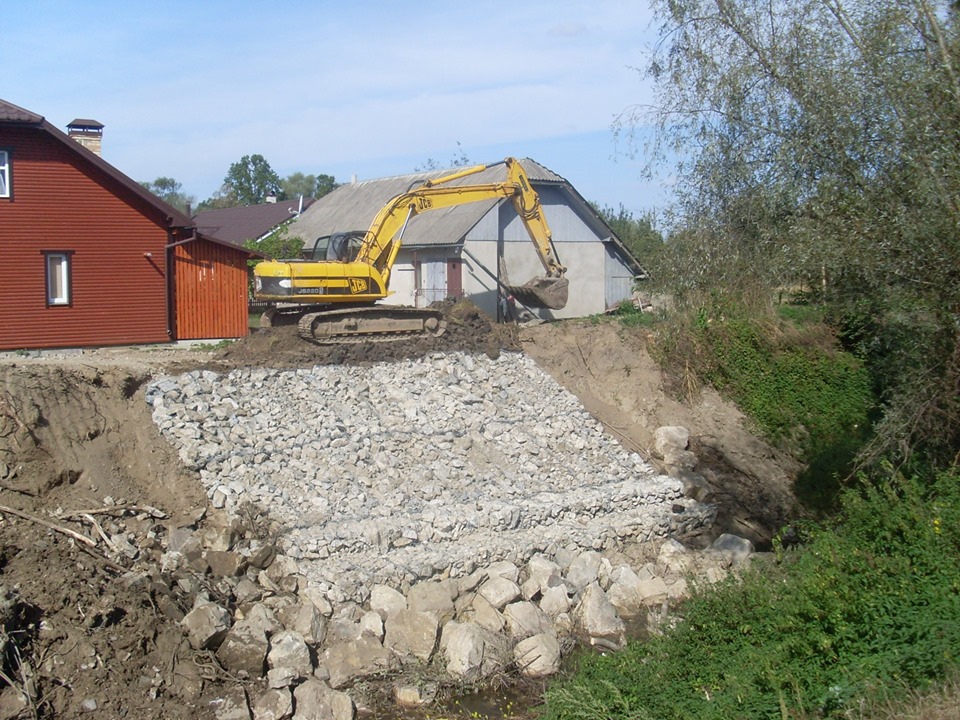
[0,304,799,718]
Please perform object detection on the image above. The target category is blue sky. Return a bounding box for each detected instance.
[5,1,671,216]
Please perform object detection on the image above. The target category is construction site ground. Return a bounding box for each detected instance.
[0,301,798,719]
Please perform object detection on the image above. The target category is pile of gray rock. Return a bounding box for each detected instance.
[146,352,716,605]
[143,350,750,717]
[171,511,755,718]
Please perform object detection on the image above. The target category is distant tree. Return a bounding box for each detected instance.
[629,0,960,467]
[596,204,663,271]
[140,177,195,215]
[314,173,339,198]
[415,142,471,172]
[224,154,283,205]
[281,172,341,200]
[195,184,239,212]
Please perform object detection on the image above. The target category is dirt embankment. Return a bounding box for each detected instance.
[0,303,799,718]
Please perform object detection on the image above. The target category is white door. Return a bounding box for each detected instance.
[417,260,447,307]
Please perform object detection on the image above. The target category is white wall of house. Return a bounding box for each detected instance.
[382,248,457,308]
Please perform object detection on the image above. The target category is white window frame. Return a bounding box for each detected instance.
[0,150,9,199]
[45,252,72,306]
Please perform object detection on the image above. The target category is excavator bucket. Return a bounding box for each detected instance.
[505,276,569,310]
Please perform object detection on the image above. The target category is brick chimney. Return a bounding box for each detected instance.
[67,118,104,156]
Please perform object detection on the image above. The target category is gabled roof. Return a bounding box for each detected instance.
[0,98,193,228]
[286,158,647,276]
[0,99,42,123]
[193,197,316,247]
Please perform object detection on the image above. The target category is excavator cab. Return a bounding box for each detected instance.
[301,231,366,262]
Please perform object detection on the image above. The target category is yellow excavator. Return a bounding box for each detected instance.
[253,157,568,343]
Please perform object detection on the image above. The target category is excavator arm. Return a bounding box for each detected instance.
[353,158,567,305]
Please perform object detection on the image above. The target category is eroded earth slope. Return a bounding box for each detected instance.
[0,302,797,718]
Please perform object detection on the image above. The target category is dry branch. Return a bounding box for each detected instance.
[0,504,96,547]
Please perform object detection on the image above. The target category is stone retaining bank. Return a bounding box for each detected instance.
[145,351,731,717]
[170,510,753,719]
[146,352,716,604]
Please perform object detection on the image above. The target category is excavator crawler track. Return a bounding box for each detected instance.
[297,306,447,345]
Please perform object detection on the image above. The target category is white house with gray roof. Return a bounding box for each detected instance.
[285,158,645,321]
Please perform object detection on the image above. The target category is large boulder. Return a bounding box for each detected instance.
[565,551,602,592]
[605,566,646,619]
[217,605,282,678]
[383,609,439,663]
[573,583,625,651]
[439,621,504,681]
[369,585,406,619]
[251,688,292,720]
[182,601,231,650]
[407,581,456,624]
[208,685,251,720]
[267,631,313,678]
[276,603,326,646]
[321,636,395,690]
[467,594,507,633]
[478,576,521,610]
[710,533,755,566]
[292,679,355,720]
[502,601,552,639]
[523,555,562,596]
[513,633,562,677]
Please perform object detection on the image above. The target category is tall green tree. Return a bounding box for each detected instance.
[631,0,960,467]
[224,154,283,205]
[140,176,195,215]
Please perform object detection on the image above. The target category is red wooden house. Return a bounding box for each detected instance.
[0,98,258,350]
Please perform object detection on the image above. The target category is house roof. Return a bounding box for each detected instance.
[193,197,316,247]
[0,98,194,228]
[287,158,648,276]
[0,99,42,124]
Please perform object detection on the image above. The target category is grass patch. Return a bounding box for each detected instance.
[777,302,826,327]
[653,304,874,469]
[191,339,234,351]
[541,468,960,720]
[588,302,661,328]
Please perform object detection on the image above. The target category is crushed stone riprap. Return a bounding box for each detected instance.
[146,351,714,603]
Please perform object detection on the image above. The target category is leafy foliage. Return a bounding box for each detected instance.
[542,468,960,720]
[139,176,195,215]
[654,301,874,467]
[595,203,663,275]
[281,172,339,200]
[632,0,960,468]
[244,224,303,263]
[224,154,282,205]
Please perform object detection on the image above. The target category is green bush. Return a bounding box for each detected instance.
[666,310,873,459]
[541,469,960,720]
